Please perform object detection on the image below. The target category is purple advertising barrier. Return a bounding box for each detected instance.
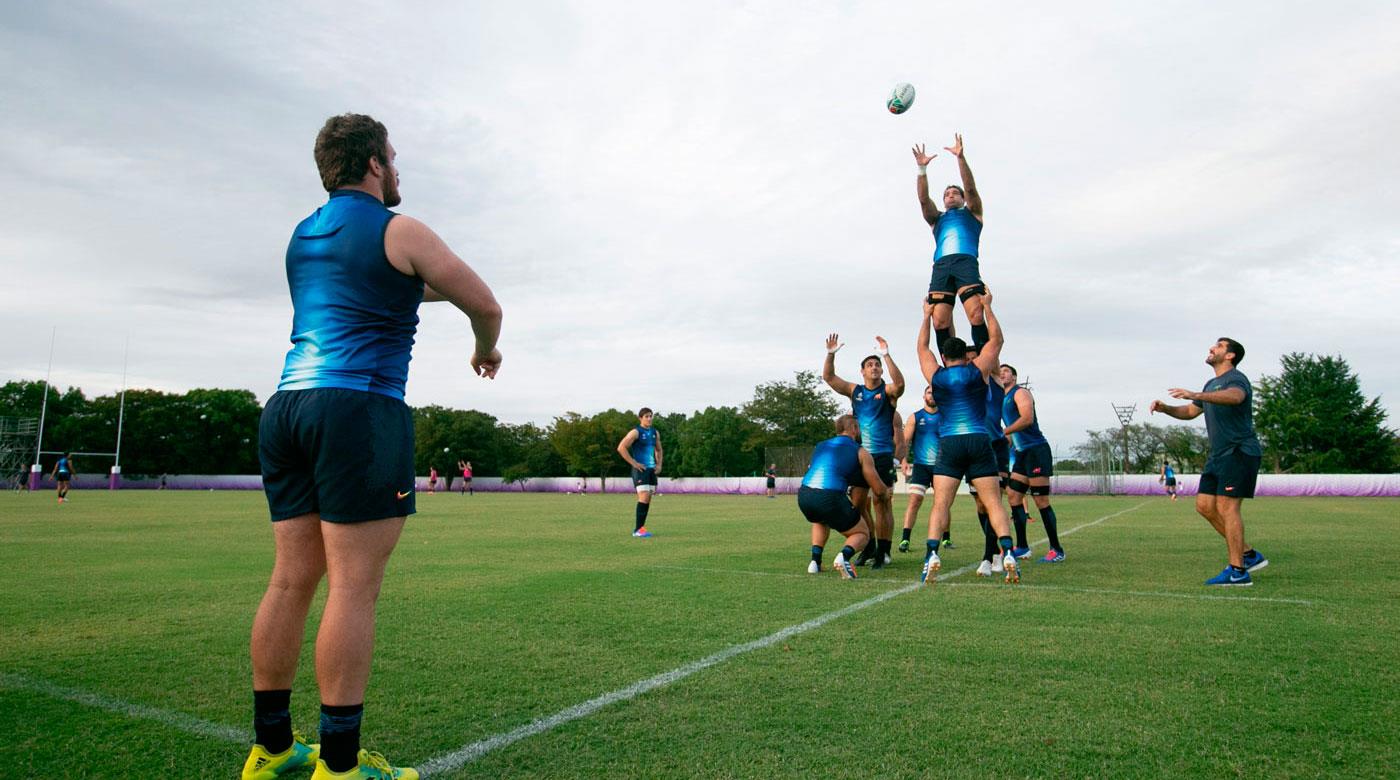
[1051,474,1400,497]
[109,465,120,491]
[29,465,41,492]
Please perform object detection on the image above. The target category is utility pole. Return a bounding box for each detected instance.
[1111,403,1136,473]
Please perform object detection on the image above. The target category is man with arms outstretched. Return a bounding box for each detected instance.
[617,408,664,538]
[801,415,891,579]
[914,291,1019,584]
[1151,338,1268,586]
[822,334,905,568]
[247,113,503,780]
[913,133,987,353]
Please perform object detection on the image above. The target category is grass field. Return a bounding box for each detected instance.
[2,489,1397,778]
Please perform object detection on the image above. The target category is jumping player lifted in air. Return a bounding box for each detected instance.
[822,334,905,568]
[914,290,1019,584]
[1000,364,1065,563]
[800,415,891,579]
[913,133,987,353]
[617,408,663,538]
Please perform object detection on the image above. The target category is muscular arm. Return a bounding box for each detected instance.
[385,215,503,376]
[913,144,940,226]
[971,294,1004,375]
[654,433,664,474]
[957,154,982,220]
[893,413,907,461]
[915,301,941,383]
[1169,387,1247,406]
[1150,399,1205,420]
[1002,388,1036,436]
[858,449,889,501]
[822,334,856,397]
[616,429,643,470]
[877,337,906,400]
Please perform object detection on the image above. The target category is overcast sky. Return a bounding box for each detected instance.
[3,0,1398,455]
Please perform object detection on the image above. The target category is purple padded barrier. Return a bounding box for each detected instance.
[1050,474,1400,497]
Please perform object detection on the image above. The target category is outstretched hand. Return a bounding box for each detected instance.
[875,336,889,354]
[1167,388,1197,401]
[1149,400,1165,414]
[943,133,964,158]
[911,143,937,167]
[826,333,844,353]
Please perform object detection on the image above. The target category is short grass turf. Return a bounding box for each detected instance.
[1,490,1396,778]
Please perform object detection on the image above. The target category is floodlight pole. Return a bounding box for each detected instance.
[1111,403,1136,474]
[111,336,129,490]
[31,327,56,491]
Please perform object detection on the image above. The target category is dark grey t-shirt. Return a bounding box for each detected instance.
[1194,368,1262,458]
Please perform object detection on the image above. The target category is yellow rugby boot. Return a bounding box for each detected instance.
[242,732,320,779]
[310,749,418,780]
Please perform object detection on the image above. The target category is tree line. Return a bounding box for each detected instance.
[2,353,1393,477]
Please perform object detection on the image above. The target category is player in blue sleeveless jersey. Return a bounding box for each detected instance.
[898,385,943,553]
[912,134,989,353]
[51,452,74,503]
[963,348,1012,570]
[247,114,503,780]
[914,290,1019,584]
[1000,365,1064,563]
[1153,337,1268,587]
[823,334,906,568]
[617,408,665,538]
[800,415,890,579]
[1159,461,1178,501]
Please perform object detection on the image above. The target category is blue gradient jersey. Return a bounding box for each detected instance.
[910,409,942,466]
[55,457,71,474]
[630,426,659,468]
[851,383,896,455]
[933,207,982,261]
[931,364,988,437]
[1164,464,1176,480]
[802,435,862,490]
[985,381,1006,440]
[1002,385,1048,450]
[277,190,424,399]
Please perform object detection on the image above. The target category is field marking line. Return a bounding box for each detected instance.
[416,500,1150,776]
[0,671,245,742]
[941,582,1316,606]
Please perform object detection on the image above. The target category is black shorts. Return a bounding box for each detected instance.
[631,467,658,488]
[928,253,983,297]
[56,471,72,482]
[871,453,897,487]
[766,477,776,488]
[908,463,936,489]
[992,437,1010,474]
[798,486,860,533]
[1199,451,1260,499]
[1014,443,1054,478]
[259,388,416,524]
[935,433,1000,482]
[1165,478,1177,487]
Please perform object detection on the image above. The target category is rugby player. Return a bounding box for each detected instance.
[801,415,891,579]
[912,133,989,352]
[1001,365,1064,563]
[617,408,664,538]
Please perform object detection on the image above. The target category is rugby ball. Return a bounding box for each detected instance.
[887,83,916,115]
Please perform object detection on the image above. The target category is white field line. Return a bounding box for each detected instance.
[416,500,1150,776]
[0,671,245,742]
[943,582,1316,606]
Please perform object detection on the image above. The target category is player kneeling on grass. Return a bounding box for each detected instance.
[800,415,890,579]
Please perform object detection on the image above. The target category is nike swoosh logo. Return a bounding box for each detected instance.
[397,490,412,499]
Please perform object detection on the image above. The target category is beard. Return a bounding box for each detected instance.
[381,174,402,208]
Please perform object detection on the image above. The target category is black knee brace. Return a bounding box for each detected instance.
[1030,484,1052,496]
[1007,478,1030,495]
[958,284,987,302]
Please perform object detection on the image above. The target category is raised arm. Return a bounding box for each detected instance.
[913,144,941,226]
[616,429,644,470]
[823,333,857,397]
[915,298,941,383]
[1150,399,1205,420]
[1002,387,1036,436]
[875,336,905,400]
[944,133,982,220]
[385,215,503,378]
[857,449,890,501]
[971,290,1004,375]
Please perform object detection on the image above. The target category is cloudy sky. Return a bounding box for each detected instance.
[3,0,1398,454]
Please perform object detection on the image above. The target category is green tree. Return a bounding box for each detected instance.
[1255,353,1397,473]
[549,409,636,485]
[743,370,842,450]
[1075,422,1210,473]
[677,406,762,476]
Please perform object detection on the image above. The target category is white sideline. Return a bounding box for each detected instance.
[415,500,1150,776]
[0,671,245,742]
[944,582,1316,606]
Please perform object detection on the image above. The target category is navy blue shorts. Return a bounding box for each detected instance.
[908,463,936,489]
[632,467,658,488]
[798,486,861,533]
[935,433,1000,482]
[259,388,416,523]
[928,254,983,298]
[1014,443,1055,478]
[56,471,72,482]
[1199,451,1260,499]
[992,437,1010,474]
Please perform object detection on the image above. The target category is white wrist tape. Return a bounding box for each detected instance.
[917,165,927,176]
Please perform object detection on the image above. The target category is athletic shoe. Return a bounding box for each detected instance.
[975,560,993,577]
[242,734,319,780]
[920,552,941,584]
[310,750,417,779]
[1242,549,1269,572]
[898,539,910,553]
[1205,566,1252,586]
[1011,546,1032,560]
[632,527,651,538]
[1003,554,1021,583]
[990,554,1004,573]
[834,553,857,580]
[942,540,955,549]
[1038,549,1065,564]
[807,560,820,575]
[871,555,886,570]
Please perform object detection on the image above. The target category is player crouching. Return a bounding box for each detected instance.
[799,415,891,579]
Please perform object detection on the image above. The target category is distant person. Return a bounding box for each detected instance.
[51,452,74,503]
[912,133,988,352]
[1160,461,1178,501]
[246,112,502,780]
[458,460,473,495]
[617,408,663,538]
[14,464,29,492]
[159,473,168,490]
[822,334,905,568]
[765,463,777,498]
[1000,364,1064,564]
[1152,337,1267,587]
[428,465,438,495]
[800,415,890,579]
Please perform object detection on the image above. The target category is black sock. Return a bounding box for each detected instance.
[878,539,891,557]
[319,703,363,773]
[811,545,823,564]
[1012,505,1029,548]
[998,536,1014,555]
[901,527,912,543]
[635,501,650,531]
[1039,505,1062,552]
[860,537,877,560]
[935,327,951,354]
[253,689,293,754]
[840,545,856,561]
[971,322,989,350]
[979,513,996,561]
[941,530,950,542]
